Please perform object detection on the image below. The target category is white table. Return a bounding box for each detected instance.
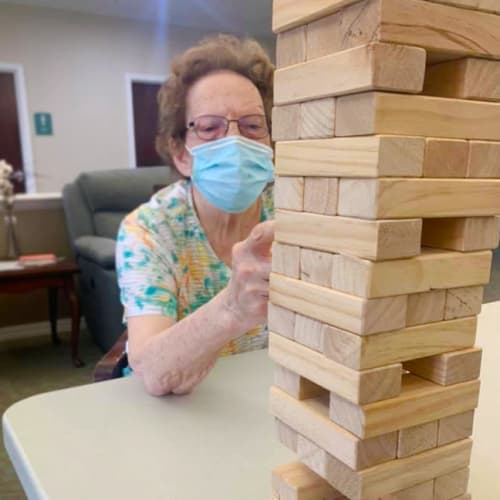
[3,302,500,499]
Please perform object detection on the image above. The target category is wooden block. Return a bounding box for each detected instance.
[300,98,335,139]
[272,105,301,141]
[268,303,295,339]
[323,317,476,370]
[424,58,500,102]
[397,421,438,458]
[331,249,492,298]
[274,43,425,105]
[303,178,338,215]
[434,467,470,500]
[272,461,346,500]
[275,210,422,261]
[445,286,484,320]
[423,138,469,178]
[329,375,480,438]
[293,314,323,352]
[438,410,475,446]
[275,176,304,211]
[276,26,306,69]
[275,419,298,453]
[336,92,500,141]
[270,273,407,335]
[338,178,500,219]
[306,0,380,60]
[427,0,500,13]
[422,217,500,251]
[403,348,482,386]
[272,0,361,32]
[275,136,425,178]
[406,290,446,326]
[299,434,472,500]
[269,334,402,405]
[300,248,335,287]
[272,242,300,279]
[468,141,500,178]
[274,364,327,400]
[379,481,434,500]
[270,386,398,470]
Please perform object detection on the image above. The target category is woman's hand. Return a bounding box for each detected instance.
[222,220,274,333]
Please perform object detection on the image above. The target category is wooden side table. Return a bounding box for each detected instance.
[0,259,83,367]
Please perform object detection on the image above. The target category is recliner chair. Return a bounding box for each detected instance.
[62,167,177,352]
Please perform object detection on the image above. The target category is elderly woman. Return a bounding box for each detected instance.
[116,35,275,396]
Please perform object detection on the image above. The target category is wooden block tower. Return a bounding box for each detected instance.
[269,1,500,498]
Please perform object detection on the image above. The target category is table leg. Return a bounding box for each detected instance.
[64,277,84,367]
[48,287,61,345]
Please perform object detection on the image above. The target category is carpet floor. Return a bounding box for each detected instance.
[0,329,102,500]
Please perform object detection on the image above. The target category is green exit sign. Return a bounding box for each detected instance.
[34,112,53,136]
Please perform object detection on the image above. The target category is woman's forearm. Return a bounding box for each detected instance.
[130,288,246,396]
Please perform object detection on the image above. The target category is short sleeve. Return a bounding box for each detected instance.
[116,211,178,320]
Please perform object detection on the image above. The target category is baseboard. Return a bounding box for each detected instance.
[0,318,86,344]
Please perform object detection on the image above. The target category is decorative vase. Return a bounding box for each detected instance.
[4,209,20,260]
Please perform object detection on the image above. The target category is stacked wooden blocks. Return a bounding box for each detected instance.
[269,0,500,498]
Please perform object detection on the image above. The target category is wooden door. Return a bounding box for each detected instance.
[0,72,26,193]
[132,82,163,168]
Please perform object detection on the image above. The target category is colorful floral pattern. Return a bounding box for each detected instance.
[116,179,274,357]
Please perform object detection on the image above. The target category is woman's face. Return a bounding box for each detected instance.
[172,70,271,177]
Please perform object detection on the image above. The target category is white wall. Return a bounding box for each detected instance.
[0,4,275,192]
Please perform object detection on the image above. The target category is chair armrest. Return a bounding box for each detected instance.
[93,330,129,382]
[74,235,116,269]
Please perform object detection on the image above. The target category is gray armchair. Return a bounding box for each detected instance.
[62,167,177,352]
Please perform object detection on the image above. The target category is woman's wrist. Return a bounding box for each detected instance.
[216,288,250,339]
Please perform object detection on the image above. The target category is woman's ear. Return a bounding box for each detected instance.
[169,138,192,177]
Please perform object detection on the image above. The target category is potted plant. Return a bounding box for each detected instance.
[0,160,21,259]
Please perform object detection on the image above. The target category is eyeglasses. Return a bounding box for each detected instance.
[187,114,269,141]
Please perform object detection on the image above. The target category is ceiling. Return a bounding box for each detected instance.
[0,0,274,36]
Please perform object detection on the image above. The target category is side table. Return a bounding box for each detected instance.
[0,259,83,367]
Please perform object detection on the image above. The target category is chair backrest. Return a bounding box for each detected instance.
[63,166,173,242]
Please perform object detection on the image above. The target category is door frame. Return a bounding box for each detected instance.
[0,63,36,192]
[125,73,166,169]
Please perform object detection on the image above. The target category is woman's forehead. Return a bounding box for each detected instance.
[186,71,264,117]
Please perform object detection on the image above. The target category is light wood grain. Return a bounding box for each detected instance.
[270,386,398,470]
[275,176,304,211]
[445,286,484,319]
[338,178,500,219]
[294,314,324,352]
[274,43,425,105]
[424,58,500,102]
[329,375,480,438]
[397,421,438,458]
[269,334,402,404]
[434,467,470,500]
[271,460,346,500]
[299,433,472,500]
[379,481,434,500]
[270,273,407,335]
[303,177,338,215]
[300,98,335,139]
[275,210,422,261]
[272,242,300,279]
[331,249,492,298]
[423,138,469,177]
[274,365,327,401]
[422,217,500,251]
[403,347,482,385]
[268,303,295,340]
[276,135,424,178]
[322,316,477,370]
[426,0,500,13]
[406,290,446,326]
[300,248,335,287]
[438,410,475,446]
[468,141,500,178]
[276,26,306,69]
[336,92,500,141]
[275,419,298,453]
[272,104,301,141]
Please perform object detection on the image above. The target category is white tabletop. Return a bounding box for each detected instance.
[3,302,500,500]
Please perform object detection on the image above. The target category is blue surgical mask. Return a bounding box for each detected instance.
[187,136,274,213]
